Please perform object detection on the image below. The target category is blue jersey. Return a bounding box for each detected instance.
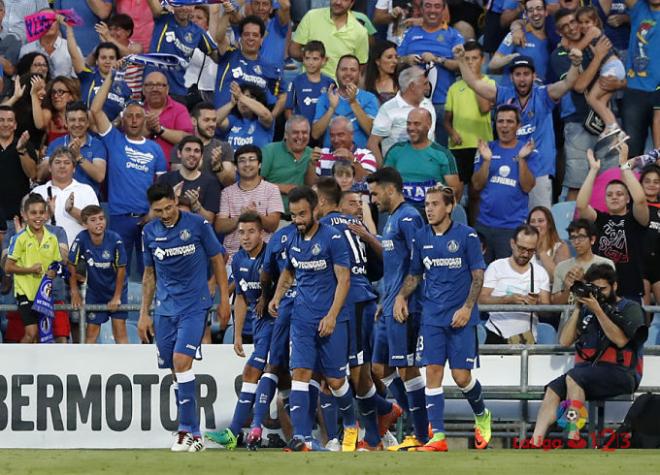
[79,68,132,121]
[381,203,424,317]
[45,133,107,197]
[55,0,112,56]
[398,25,464,104]
[285,73,335,125]
[214,49,281,108]
[99,127,167,215]
[263,224,297,300]
[226,115,274,151]
[474,140,537,229]
[496,84,556,176]
[626,1,660,92]
[69,229,127,303]
[314,89,379,148]
[495,31,549,87]
[260,16,289,71]
[409,222,485,327]
[149,13,217,96]
[285,223,350,323]
[320,212,376,304]
[232,245,269,336]
[142,212,223,315]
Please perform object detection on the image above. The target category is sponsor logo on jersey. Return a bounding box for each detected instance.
[153,244,196,260]
[382,239,394,252]
[124,146,155,172]
[290,257,327,271]
[239,278,261,292]
[423,256,463,270]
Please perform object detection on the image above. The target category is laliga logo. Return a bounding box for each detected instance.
[557,399,588,432]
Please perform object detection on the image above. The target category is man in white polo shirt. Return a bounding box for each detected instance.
[367,66,435,166]
[32,147,99,245]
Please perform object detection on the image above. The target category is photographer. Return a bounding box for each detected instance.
[531,264,648,446]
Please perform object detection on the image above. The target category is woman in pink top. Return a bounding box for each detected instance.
[115,0,155,53]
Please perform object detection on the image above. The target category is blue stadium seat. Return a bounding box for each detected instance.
[536,322,557,344]
[551,201,576,241]
[127,281,142,321]
[97,321,115,344]
[477,324,486,344]
[451,203,468,225]
[222,325,235,344]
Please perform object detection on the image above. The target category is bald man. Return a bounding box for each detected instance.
[384,108,461,215]
[143,71,194,166]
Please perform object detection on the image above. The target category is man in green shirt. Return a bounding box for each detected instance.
[260,115,316,214]
[384,108,461,214]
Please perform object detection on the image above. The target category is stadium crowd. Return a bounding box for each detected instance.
[0,0,657,453]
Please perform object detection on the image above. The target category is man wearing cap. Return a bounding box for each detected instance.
[455,45,582,210]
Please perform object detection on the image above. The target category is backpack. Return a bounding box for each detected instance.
[608,393,660,448]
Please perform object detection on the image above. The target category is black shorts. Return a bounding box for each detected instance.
[452,148,477,184]
[643,252,660,284]
[546,364,637,401]
[17,295,40,327]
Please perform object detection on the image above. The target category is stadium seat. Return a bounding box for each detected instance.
[127,281,142,321]
[536,322,557,344]
[551,201,576,241]
[451,203,468,225]
[222,325,235,344]
[477,324,486,344]
[97,321,115,344]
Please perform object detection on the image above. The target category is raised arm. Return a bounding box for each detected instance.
[86,0,112,19]
[453,45,497,102]
[147,0,166,17]
[547,49,583,101]
[63,20,86,74]
[90,70,113,134]
[575,149,599,222]
[471,140,492,192]
[517,140,536,193]
[619,143,649,226]
[573,36,611,94]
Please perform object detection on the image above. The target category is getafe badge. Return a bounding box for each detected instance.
[311,243,321,256]
[179,229,191,242]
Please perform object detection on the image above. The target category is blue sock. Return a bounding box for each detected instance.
[425,387,445,434]
[251,373,278,429]
[375,392,393,416]
[320,392,338,439]
[461,378,486,416]
[289,381,310,439]
[383,373,409,413]
[229,382,257,436]
[176,371,197,434]
[280,389,291,417]
[173,382,180,411]
[357,386,381,446]
[308,380,320,428]
[331,380,356,427]
[404,376,429,443]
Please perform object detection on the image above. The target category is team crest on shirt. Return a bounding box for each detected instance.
[311,243,321,256]
[102,250,111,260]
[447,240,460,253]
[184,32,193,43]
[499,165,511,177]
[254,65,262,75]
[248,124,256,134]
[436,34,444,42]
[179,229,191,242]
[281,234,288,243]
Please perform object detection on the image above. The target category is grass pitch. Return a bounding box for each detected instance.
[2,449,659,475]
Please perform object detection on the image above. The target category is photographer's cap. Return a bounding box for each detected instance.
[510,55,536,73]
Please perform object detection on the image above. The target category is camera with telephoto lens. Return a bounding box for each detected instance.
[570,281,605,302]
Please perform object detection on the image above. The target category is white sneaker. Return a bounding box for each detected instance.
[599,125,621,140]
[171,431,194,452]
[325,438,341,452]
[188,436,206,452]
[381,430,399,449]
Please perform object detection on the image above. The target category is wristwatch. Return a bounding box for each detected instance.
[153,126,165,138]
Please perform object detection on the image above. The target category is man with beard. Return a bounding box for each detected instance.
[158,136,221,223]
[170,102,235,187]
[91,71,167,275]
[479,224,551,343]
[490,0,551,87]
[531,264,647,446]
[455,44,582,210]
[312,54,379,149]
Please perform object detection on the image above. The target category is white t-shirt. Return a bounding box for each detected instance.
[483,258,550,339]
[32,179,99,246]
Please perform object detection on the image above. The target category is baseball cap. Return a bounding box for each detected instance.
[510,55,536,73]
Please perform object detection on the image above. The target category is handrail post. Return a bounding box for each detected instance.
[79,283,87,344]
[520,347,529,441]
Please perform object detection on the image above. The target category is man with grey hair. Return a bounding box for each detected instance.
[31,147,99,245]
[311,116,378,182]
[261,115,316,214]
[368,66,436,166]
[2,0,49,44]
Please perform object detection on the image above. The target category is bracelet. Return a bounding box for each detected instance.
[620,162,632,170]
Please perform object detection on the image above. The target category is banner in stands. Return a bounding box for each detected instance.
[0,345,658,448]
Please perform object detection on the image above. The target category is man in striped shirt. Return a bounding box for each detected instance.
[313,116,378,182]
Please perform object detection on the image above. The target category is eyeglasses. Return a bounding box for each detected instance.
[237,157,259,165]
[52,89,71,96]
[558,19,577,31]
[569,234,590,242]
[514,243,536,255]
[32,62,48,68]
[144,83,168,89]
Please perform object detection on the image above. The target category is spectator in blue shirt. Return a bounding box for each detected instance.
[455,46,582,210]
[249,0,291,71]
[472,104,537,263]
[55,0,112,56]
[312,54,379,149]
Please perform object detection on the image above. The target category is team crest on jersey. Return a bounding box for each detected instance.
[248,124,256,135]
[311,243,321,256]
[447,240,459,253]
[184,32,193,43]
[499,165,511,177]
[281,234,288,243]
[102,250,111,260]
[179,229,191,242]
[254,65,262,75]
